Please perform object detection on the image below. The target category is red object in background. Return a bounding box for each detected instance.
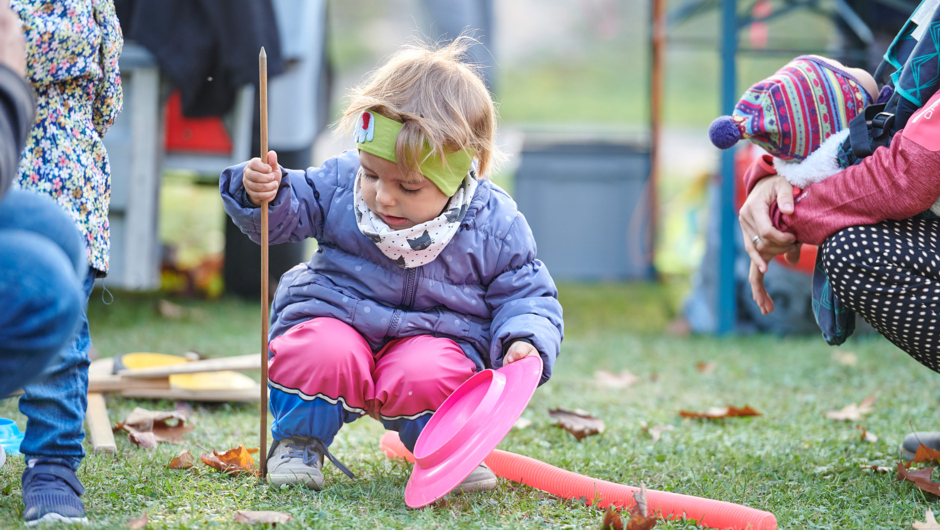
[163,91,233,154]
[749,0,771,49]
[733,144,817,275]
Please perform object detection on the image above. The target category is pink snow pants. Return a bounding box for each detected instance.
[267,317,476,450]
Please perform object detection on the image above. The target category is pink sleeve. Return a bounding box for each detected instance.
[742,154,777,195]
[769,92,940,246]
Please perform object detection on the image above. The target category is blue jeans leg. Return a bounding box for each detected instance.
[0,189,85,400]
[18,268,95,470]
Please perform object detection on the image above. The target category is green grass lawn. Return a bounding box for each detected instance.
[2,283,939,528]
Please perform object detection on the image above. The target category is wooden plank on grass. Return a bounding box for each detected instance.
[119,354,260,378]
[88,375,170,393]
[121,386,262,402]
[86,393,117,453]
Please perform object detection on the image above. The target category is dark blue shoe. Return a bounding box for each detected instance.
[21,461,87,526]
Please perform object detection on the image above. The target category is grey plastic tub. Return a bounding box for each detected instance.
[514,138,654,280]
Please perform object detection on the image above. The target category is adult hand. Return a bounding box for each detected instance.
[504,341,538,365]
[0,2,26,77]
[739,175,804,314]
[738,175,800,273]
[243,151,281,206]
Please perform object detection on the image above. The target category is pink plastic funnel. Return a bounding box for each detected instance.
[404,355,542,508]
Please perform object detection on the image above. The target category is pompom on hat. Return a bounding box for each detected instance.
[709,116,742,149]
[708,55,873,161]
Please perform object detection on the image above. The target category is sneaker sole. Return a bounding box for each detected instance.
[25,514,89,526]
[268,472,324,490]
[455,477,498,494]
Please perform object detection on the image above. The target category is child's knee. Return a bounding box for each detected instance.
[0,190,86,277]
[377,336,473,384]
[373,336,475,413]
[0,233,83,349]
[269,317,374,381]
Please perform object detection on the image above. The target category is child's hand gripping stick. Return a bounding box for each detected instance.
[243,151,281,206]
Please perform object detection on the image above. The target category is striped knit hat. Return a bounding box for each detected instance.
[709,56,873,161]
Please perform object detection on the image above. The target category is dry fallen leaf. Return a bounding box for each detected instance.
[856,425,878,443]
[115,407,193,443]
[911,444,940,466]
[695,361,716,374]
[128,432,158,450]
[640,423,675,443]
[832,350,858,366]
[913,508,940,529]
[597,487,657,529]
[201,445,259,476]
[158,299,185,319]
[626,486,657,529]
[234,510,291,525]
[679,405,761,420]
[158,299,204,320]
[826,394,876,421]
[548,408,605,440]
[627,514,657,530]
[599,506,623,530]
[168,449,196,469]
[128,512,148,530]
[897,463,940,496]
[594,370,639,389]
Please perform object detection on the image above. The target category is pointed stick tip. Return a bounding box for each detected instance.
[260,47,266,58]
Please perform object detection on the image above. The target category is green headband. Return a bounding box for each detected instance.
[354,111,474,197]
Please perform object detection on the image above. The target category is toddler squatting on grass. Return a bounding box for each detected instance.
[220,38,564,491]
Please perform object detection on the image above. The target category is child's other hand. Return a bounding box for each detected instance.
[243,151,281,206]
[504,341,538,365]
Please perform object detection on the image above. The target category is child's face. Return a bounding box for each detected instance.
[359,151,450,230]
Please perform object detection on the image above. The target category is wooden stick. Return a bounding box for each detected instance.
[649,0,665,268]
[259,47,270,481]
[86,393,116,454]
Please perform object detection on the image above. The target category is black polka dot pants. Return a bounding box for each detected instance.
[821,217,940,372]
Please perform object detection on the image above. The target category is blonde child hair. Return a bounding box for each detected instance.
[339,36,503,182]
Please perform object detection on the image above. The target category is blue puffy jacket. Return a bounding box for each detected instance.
[220,150,563,383]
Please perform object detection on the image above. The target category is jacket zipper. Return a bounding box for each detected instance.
[402,268,418,309]
[388,268,418,335]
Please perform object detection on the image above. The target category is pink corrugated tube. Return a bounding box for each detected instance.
[380,432,777,530]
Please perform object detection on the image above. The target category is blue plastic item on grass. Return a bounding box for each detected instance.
[0,418,25,456]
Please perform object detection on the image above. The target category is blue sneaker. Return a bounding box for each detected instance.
[21,461,87,526]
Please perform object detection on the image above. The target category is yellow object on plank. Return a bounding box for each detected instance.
[170,372,257,391]
[113,352,189,372]
[114,353,257,391]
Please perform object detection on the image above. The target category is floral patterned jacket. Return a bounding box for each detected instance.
[12,0,123,274]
